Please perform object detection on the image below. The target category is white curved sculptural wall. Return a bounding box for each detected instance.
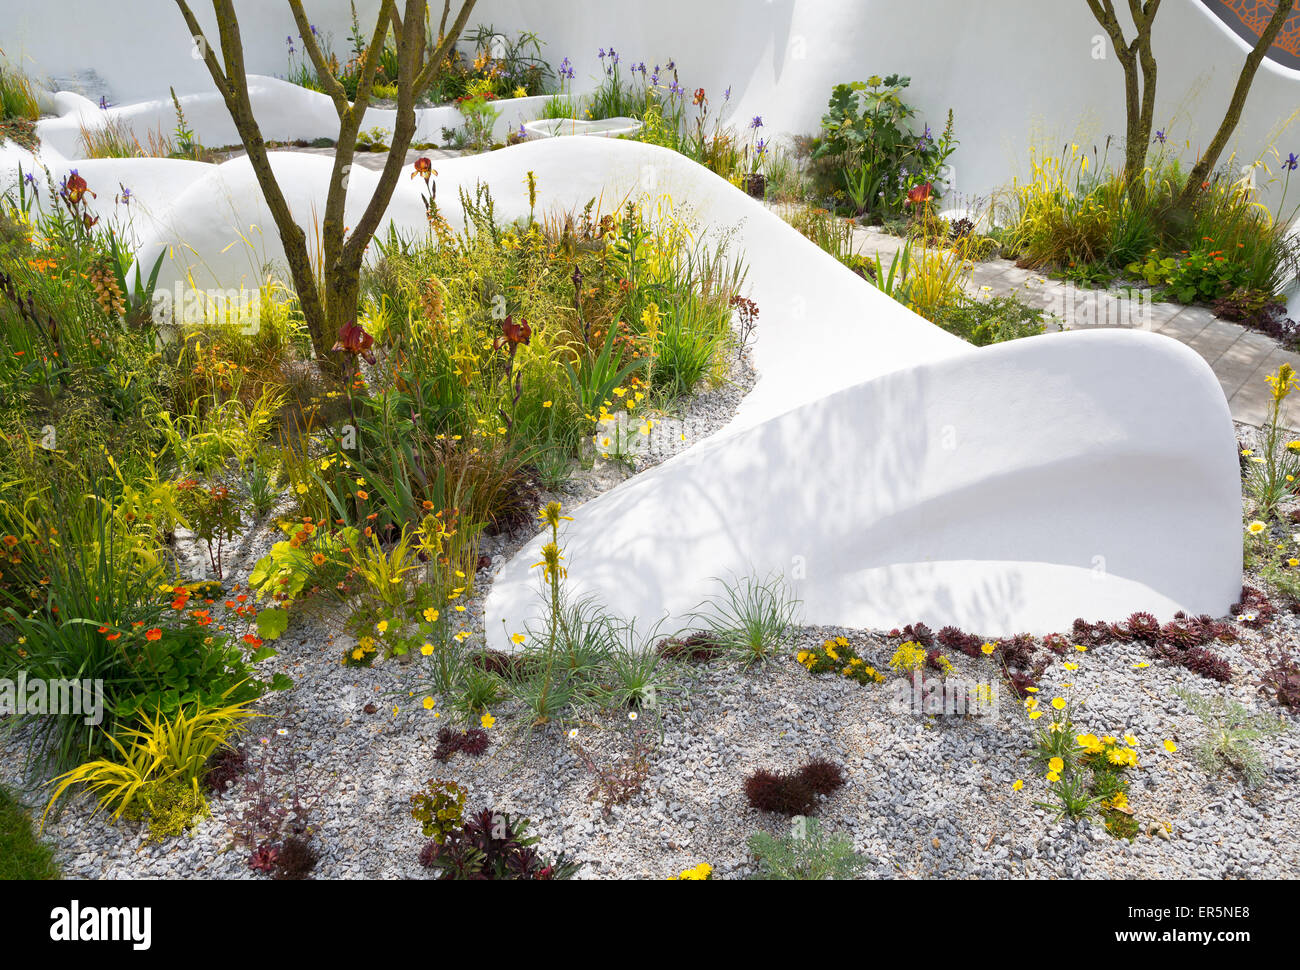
[60,132,1233,646]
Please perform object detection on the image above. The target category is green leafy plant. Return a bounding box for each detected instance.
[1175,687,1287,789]
[410,778,467,843]
[748,817,866,880]
[812,76,956,219]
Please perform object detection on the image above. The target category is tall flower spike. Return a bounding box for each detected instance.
[531,541,566,581]
[538,501,572,532]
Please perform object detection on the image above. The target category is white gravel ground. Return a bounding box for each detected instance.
[5,368,1298,879]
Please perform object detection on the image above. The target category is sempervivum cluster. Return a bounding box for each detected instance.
[432,726,491,762]
[1125,612,1162,644]
[1231,586,1276,629]
[938,625,982,658]
[1156,644,1232,683]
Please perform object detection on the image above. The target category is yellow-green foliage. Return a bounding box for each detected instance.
[42,698,259,831]
[0,62,39,121]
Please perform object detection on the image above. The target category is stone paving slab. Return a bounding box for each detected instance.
[849,227,1298,431]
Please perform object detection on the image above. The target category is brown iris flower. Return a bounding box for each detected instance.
[332,320,376,365]
[494,315,532,352]
[411,157,436,184]
[905,182,933,208]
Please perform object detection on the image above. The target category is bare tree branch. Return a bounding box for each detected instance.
[1176,0,1296,208]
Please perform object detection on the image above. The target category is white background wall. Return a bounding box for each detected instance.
[4,0,1300,204]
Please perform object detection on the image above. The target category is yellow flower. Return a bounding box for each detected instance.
[1011,779,1024,791]
[1163,739,1177,753]
[376,620,389,633]
[1051,697,1066,711]
[1247,521,1267,535]
[421,643,434,656]
[981,642,997,656]
[1046,770,1060,782]
[423,608,439,623]
[481,712,496,730]
[511,633,526,645]
[1124,733,1138,746]
[1048,757,1064,773]
[537,501,572,531]
[1063,661,1078,671]
[422,696,435,710]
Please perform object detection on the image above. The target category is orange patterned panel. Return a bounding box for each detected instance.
[1222,0,1300,56]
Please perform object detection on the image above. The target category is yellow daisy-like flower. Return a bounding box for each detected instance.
[422,696,435,710]
[423,608,439,623]
[1012,779,1024,791]
[511,633,526,645]
[1046,770,1060,782]
[376,620,389,633]
[1124,733,1138,746]
[481,712,496,730]
[421,643,435,656]
[1063,661,1078,671]
[1163,739,1177,753]
[1051,697,1066,711]
[1028,711,1043,720]
[1048,757,1064,773]
[1247,521,1267,535]
[981,642,997,655]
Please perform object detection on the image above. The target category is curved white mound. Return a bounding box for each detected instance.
[32,76,558,161]
[484,329,1241,648]
[523,117,644,139]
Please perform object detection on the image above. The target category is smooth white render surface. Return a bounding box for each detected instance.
[10,0,1300,207]
[523,117,644,139]
[485,328,1242,648]
[32,76,554,160]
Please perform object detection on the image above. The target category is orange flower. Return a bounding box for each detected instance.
[145,628,162,641]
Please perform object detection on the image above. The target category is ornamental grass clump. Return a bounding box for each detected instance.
[695,573,802,666]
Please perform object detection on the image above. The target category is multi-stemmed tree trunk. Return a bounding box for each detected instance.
[1085,0,1162,202]
[1085,0,1296,207]
[173,0,477,364]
